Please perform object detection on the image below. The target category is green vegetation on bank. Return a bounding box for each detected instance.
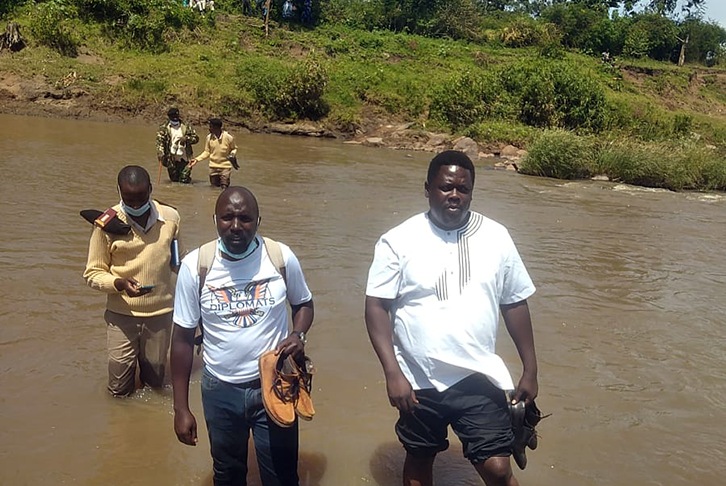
[1,0,725,191]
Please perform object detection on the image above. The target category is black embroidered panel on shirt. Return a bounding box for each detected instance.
[456,213,483,295]
[432,213,483,301]
[435,271,448,301]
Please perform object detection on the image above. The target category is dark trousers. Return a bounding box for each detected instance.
[201,368,300,486]
[167,158,192,183]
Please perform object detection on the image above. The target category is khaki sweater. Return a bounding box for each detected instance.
[83,201,181,317]
[195,131,238,169]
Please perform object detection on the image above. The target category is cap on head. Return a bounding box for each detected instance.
[167,107,180,118]
[427,150,476,185]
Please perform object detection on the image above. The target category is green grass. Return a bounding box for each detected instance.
[520,130,726,191]
[2,10,725,191]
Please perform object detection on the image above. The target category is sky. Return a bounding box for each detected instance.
[701,1,726,29]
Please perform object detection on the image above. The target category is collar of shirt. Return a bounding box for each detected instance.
[122,200,165,233]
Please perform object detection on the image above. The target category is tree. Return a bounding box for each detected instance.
[644,1,705,17]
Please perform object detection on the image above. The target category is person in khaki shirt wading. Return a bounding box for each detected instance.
[188,118,239,189]
[83,165,181,396]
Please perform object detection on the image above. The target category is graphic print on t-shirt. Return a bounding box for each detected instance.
[207,278,276,328]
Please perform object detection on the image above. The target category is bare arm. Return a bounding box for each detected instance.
[276,299,314,359]
[171,324,198,446]
[501,300,538,405]
[364,296,418,413]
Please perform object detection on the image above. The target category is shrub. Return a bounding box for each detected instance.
[699,153,726,191]
[672,113,693,137]
[465,121,537,147]
[239,57,328,120]
[519,130,595,179]
[499,60,607,130]
[429,70,509,130]
[590,140,726,191]
[540,3,607,51]
[68,0,199,51]
[28,0,79,56]
[623,13,678,61]
[594,142,672,188]
[498,18,556,48]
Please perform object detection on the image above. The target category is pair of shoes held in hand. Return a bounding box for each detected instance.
[509,395,549,470]
[259,350,315,427]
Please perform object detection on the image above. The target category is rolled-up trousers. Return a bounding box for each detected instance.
[104,310,172,396]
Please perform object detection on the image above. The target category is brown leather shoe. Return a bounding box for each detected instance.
[292,355,316,421]
[259,350,299,428]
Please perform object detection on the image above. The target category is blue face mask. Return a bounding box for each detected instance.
[218,236,258,260]
[121,200,151,217]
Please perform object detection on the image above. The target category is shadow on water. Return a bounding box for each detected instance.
[369,442,482,486]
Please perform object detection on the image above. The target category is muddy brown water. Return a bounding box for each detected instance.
[0,113,724,486]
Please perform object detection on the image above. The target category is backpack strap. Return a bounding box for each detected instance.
[262,236,286,286]
[193,240,217,349]
[197,240,217,296]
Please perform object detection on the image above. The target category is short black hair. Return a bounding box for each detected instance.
[427,150,476,185]
[118,165,151,188]
[215,186,259,218]
[167,107,180,118]
[209,118,223,128]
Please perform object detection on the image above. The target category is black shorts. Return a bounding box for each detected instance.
[395,373,513,464]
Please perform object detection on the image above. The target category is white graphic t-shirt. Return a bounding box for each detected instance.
[174,237,312,383]
[366,212,535,392]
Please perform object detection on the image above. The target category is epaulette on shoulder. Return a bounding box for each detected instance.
[80,209,131,235]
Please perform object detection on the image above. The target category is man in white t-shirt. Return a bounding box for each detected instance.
[365,150,538,486]
[171,187,314,486]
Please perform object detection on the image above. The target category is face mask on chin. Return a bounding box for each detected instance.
[218,236,258,260]
[169,120,181,127]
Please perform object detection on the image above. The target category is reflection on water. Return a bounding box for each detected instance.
[0,114,724,486]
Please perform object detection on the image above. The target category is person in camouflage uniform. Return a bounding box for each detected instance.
[156,108,199,183]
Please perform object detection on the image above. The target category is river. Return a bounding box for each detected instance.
[0,113,724,486]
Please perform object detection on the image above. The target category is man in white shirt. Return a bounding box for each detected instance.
[171,187,314,486]
[365,150,538,486]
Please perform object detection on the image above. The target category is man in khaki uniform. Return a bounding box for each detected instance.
[188,118,239,189]
[84,165,181,396]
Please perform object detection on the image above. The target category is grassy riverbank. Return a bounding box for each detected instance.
[1,6,725,190]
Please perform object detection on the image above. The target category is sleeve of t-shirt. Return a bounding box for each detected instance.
[280,244,313,306]
[173,250,201,328]
[365,234,401,299]
[500,231,536,305]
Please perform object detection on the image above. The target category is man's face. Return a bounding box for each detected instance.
[169,113,180,123]
[215,192,259,255]
[119,182,151,211]
[209,124,222,138]
[425,165,473,230]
